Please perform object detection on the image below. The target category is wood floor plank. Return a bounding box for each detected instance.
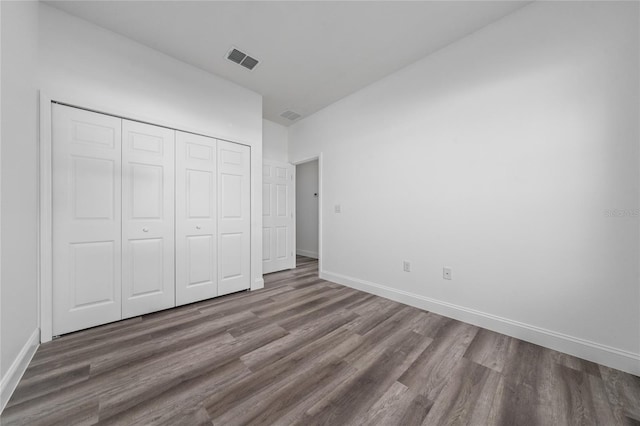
[600,364,640,422]
[553,364,617,425]
[6,364,91,408]
[408,311,450,338]
[249,286,336,318]
[98,324,288,421]
[354,381,411,426]
[263,365,362,426]
[15,331,235,425]
[210,357,355,425]
[162,404,213,426]
[204,325,363,420]
[275,289,364,331]
[96,360,248,425]
[348,303,407,336]
[239,310,358,370]
[463,328,517,373]
[397,391,434,425]
[26,308,216,376]
[3,256,638,426]
[421,358,502,426]
[2,388,100,426]
[90,310,254,376]
[551,351,603,378]
[398,320,479,401]
[302,328,432,425]
[489,340,547,425]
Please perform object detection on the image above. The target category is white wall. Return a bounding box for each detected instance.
[0,0,3,390]
[263,119,288,163]
[296,160,319,258]
[39,4,262,146]
[289,1,640,374]
[38,4,265,321]
[1,0,40,407]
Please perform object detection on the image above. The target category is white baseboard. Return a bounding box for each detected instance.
[296,249,318,259]
[320,270,640,376]
[1,328,40,413]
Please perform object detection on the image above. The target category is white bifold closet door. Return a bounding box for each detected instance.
[121,120,175,318]
[175,131,218,306]
[52,104,123,335]
[52,104,251,335]
[218,140,251,295]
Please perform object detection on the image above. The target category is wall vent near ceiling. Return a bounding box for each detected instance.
[226,47,260,71]
[280,110,302,121]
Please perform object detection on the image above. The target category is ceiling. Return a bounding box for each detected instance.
[47,1,532,126]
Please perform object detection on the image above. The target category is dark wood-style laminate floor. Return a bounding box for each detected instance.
[3,256,640,425]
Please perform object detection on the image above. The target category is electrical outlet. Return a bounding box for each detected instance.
[403,261,411,272]
[443,267,452,280]
[334,204,341,213]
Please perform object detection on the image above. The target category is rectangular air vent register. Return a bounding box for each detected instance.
[226,47,260,71]
[280,110,301,121]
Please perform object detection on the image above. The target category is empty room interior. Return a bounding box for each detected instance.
[1,0,639,424]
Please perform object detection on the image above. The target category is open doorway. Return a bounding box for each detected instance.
[295,159,320,271]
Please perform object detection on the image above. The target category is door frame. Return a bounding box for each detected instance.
[291,154,323,273]
[39,92,260,342]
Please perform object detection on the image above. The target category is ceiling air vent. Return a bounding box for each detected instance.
[280,110,302,121]
[226,47,260,71]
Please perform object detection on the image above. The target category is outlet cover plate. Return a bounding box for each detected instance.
[443,267,452,280]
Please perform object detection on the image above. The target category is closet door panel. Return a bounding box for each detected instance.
[175,131,217,306]
[218,140,251,295]
[52,104,122,335]
[129,238,164,296]
[122,120,175,318]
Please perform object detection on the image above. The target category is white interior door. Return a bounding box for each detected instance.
[218,140,251,295]
[262,160,295,274]
[122,120,175,318]
[175,131,217,306]
[52,104,122,335]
